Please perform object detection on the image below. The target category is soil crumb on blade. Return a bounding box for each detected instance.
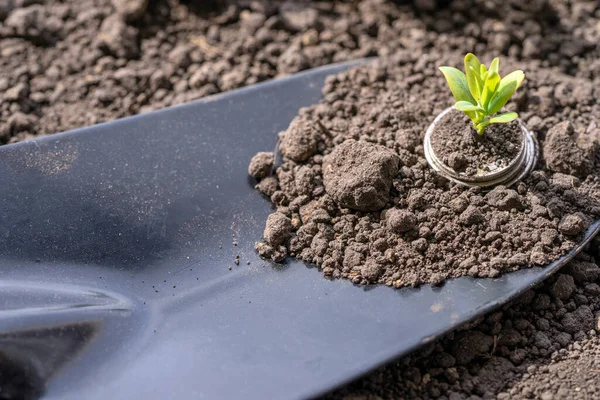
[248,151,274,179]
[250,54,600,288]
[430,109,523,176]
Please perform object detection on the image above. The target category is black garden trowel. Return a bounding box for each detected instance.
[0,60,598,400]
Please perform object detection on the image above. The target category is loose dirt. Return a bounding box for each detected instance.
[326,250,600,399]
[250,54,600,288]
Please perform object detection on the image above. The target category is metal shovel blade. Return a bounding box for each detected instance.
[0,60,598,400]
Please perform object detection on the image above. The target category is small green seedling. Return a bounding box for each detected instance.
[439,54,524,136]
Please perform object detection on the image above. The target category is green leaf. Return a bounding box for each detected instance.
[488,112,518,124]
[487,70,524,113]
[455,101,484,112]
[487,76,521,114]
[439,66,476,104]
[464,53,482,101]
[488,58,499,75]
[499,70,525,90]
[481,71,488,85]
[468,66,482,98]
[480,71,500,109]
[480,64,487,76]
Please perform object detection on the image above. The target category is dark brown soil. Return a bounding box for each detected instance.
[1,0,600,399]
[430,109,523,175]
[2,0,597,145]
[326,251,600,399]
[251,55,600,287]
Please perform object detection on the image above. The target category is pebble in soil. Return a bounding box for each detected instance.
[250,52,600,288]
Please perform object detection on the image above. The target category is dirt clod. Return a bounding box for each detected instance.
[248,152,274,179]
[255,176,278,197]
[323,140,399,212]
[386,208,417,233]
[485,186,524,211]
[543,121,593,178]
[550,274,575,300]
[263,212,293,246]
[567,260,600,283]
[97,14,139,59]
[451,331,494,365]
[111,0,147,22]
[561,305,594,334]
[558,213,587,236]
[279,2,319,32]
[5,5,62,44]
[279,117,318,162]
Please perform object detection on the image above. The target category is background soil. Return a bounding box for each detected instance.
[1,0,600,398]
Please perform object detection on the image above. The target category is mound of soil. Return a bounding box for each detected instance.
[430,109,523,175]
[250,53,600,288]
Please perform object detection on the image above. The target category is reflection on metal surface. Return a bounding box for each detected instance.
[0,323,98,400]
[0,281,136,399]
[0,281,132,317]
